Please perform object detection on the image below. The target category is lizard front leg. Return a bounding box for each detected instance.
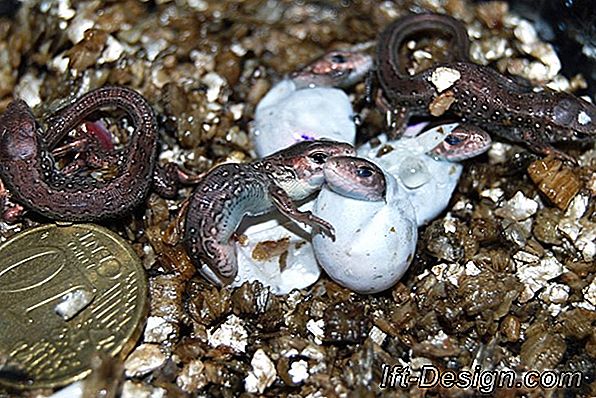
[268,184,336,240]
[522,130,577,165]
[375,90,410,139]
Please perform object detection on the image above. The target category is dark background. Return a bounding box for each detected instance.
[505,0,596,96]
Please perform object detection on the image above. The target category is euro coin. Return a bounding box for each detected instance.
[0,224,148,389]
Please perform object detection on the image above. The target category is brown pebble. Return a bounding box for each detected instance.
[586,332,596,358]
[231,281,269,315]
[532,207,562,244]
[556,308,596,340]
[388,299,418,330]
[149,275,187,321]
[445,0,475,22]
[429,90,456,116]
[521,322,566,370]
[162,83,188,116]
[323,301,368,344]
[215,50,242,86]
[500,315,521,342]
[565,261,595,278]
[187,283,232,326]
[174,337,209,363]
[476,1,509,29]
[559,271,588,294]
[247,78,271,106]
[68,29,108,71]
[412,333,461,358]
[528,155,581,210]
[470,216,499,243]
[458,271,520,319]
[487,248,512,272]
[423,220,464,262]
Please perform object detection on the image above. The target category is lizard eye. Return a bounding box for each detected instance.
[553,98,577,125]
[444,134,462,145]
[356,166,374,178]
[330,53,347,64]
[309,152,329,164]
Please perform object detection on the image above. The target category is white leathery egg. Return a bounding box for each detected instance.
[229,202,321,295]
[253,79,356,157]
[358,124,463,225]
[312,172,417,294]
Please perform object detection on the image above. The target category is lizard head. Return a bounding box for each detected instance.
[323,156,387,202]
[290,50,373,89]
[267,139,356,194]
[547,94,596,142]
[0,99,39,161]
[430,124,492,161]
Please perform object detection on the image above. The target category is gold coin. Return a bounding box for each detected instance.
[0,224,148,389]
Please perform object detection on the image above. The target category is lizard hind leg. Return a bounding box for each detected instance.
[153,163,206,199]
[185,229,238,286]
[202,239,238,286]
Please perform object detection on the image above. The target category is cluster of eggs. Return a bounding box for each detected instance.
[232,74,480,294]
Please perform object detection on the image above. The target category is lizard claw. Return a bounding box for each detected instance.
[320,224,336,241]
[308,213,336,241]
